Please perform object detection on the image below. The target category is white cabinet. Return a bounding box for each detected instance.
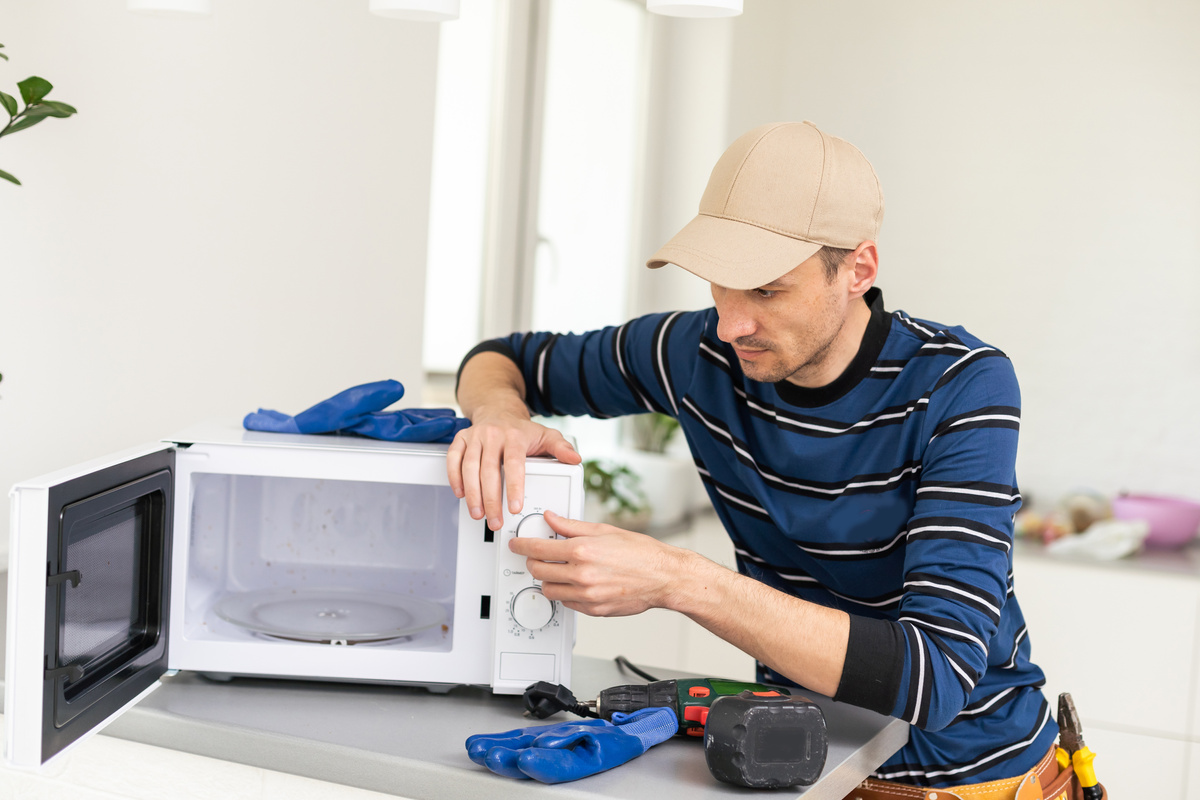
[1187,742,1200,799]
[1014,544,1200,800]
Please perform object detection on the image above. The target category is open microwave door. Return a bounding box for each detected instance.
[5,444,175,769]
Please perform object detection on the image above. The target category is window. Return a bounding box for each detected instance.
[531,0,646,336]
[421,0,499,376]
[422,0,648,440]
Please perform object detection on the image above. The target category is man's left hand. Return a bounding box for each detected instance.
[508,511,691,617]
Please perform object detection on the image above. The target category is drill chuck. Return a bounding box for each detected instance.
[597,680,681,719]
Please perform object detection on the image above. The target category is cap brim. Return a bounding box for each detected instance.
[645,214,824,290]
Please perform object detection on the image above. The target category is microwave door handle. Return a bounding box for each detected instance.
[44,571,86,685]
[47,569,82,589]
[45,662,86,684]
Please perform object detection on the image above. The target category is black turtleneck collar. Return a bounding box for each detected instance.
[772,286,890,408]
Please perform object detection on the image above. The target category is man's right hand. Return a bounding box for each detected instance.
[451,349,583,531]
[447,411,581,531]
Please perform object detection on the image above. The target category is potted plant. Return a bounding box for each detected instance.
[621,412,705,533]
[1,41,78,185]
[582,458,651,531]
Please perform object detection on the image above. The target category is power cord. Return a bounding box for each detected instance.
[521,656,661,719]
[615,655,659,682]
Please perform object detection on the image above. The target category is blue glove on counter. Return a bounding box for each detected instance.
[243,379,470,444]
[465,707,678,784]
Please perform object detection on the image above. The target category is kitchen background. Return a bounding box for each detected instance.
[3,0,1197,555]
[1,0,1199,795]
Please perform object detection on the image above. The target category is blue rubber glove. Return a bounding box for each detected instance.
[243,380,470,444]
[465,707,678,784]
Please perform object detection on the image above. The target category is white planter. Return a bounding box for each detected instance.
[621,450,699,531]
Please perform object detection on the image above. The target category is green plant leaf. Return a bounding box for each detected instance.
[22,105,61,119]
[0,91,16,117]
[24,103,74,119]
[18,76,53,106]
[41,100,77,116]
[0,168,22,185]
[2,115,46,136]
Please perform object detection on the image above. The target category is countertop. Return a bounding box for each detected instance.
[1014,537,1200,578]
[0,571,908,798]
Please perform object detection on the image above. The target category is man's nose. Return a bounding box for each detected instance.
[715,293,756,343]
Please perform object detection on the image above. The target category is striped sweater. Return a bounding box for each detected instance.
[463,287,1057,786]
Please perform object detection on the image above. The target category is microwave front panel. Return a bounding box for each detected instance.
[490,461,584,694]
[5,444,174,768]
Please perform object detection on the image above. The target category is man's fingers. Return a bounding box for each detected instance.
[509,535,571,561]
[459,437,486,521]
[549,435,582,465]
[445,435,466,498]
[525,560,575,585]
[542,510,597,538]
[503,437,527,516]
[479,435,507,530]
[446,419,577,530]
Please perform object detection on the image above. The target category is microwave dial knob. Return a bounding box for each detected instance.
[510,587,555,630]
[515,512,555,539]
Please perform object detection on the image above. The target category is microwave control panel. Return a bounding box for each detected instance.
[491,472,578,694]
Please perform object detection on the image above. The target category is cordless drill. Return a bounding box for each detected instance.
[524,678,829,788]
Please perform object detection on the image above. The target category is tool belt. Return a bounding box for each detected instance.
[842,744,1108,800]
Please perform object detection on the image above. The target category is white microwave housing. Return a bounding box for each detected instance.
[6,423,582,769]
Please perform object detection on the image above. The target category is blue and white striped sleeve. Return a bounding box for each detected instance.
[456,310,706,420]
[836,348,1022,731]
[893,350,1021,730]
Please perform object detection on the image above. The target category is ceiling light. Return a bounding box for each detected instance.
[369,0,460,21]
[128,0,212,15]
[646,0,742,17]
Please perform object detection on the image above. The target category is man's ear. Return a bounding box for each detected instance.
[847,241,879,299]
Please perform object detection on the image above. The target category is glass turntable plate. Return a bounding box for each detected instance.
[214,588,447,643]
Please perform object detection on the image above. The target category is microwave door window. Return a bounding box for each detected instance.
[58,503,154,712]
[42,459,173,763]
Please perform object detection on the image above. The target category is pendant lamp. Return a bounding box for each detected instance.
[369,0,460,21]
[646,0,742,17]
[128,0,211,14]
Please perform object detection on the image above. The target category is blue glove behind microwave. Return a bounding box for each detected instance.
[243,379,470,444]
[465,706,678,784]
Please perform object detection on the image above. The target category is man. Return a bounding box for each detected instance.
[449,122,1064,796]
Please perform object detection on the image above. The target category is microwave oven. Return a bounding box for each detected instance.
[5,423,583,769]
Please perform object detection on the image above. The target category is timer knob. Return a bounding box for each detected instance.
[515,512,555,539]
[511,587,555,630]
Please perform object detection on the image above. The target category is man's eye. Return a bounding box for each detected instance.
[754,288,778,299]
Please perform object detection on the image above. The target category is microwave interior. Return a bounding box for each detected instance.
[180,470,460,652]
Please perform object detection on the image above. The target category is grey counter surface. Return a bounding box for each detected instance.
[1,573,907,798]
[1014,537,1200,578]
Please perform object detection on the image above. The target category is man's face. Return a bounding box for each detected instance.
[710,251,852,386]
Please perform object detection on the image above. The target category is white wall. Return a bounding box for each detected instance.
[630,14,734,319]
[0,2,439,555]
[645,0,1200,507]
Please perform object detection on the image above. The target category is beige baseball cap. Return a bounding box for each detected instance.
[646,121,884,290]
